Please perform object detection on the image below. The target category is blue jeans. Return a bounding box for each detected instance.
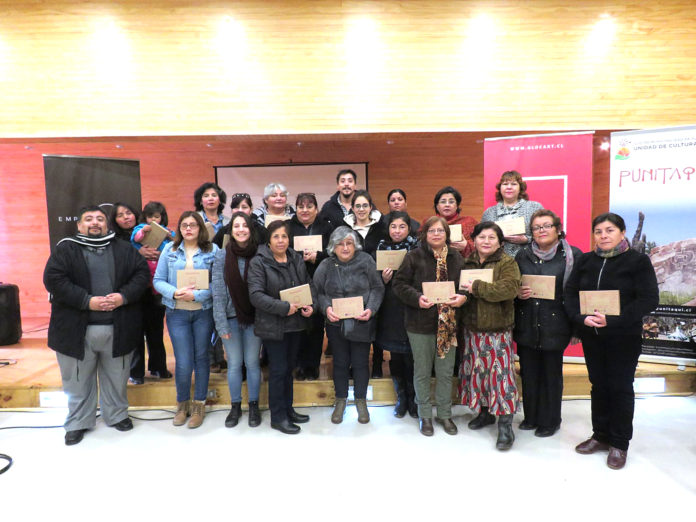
[220,317,262,402]
[166,308,214,402]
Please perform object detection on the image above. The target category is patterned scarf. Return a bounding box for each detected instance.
[595,238,630,258]
[434,245,457,359]
[531,238,575,289]
[57,231,115,249]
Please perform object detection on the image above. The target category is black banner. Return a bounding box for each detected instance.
[43,156,141,250]
[642,305,696,360]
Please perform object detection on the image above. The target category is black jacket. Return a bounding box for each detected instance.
[564,248,659,338]
[392,246,466,334]
[43,238,150,360]
[513,243,583,351]
[247,245,316,341]
[287,215,333,278]
[319,192,349,230]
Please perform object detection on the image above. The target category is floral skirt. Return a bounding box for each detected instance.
[459,329,519,415]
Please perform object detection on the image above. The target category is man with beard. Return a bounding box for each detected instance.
[319,169,357,229]
[44,205,150,445]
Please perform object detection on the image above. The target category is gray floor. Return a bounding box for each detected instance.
[1,396,695,519]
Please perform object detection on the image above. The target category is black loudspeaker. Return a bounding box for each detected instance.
[0,284,22,346]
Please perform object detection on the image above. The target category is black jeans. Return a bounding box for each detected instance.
[326,325,370,399]
[517,345,564,429]
[130,291,167,378]
[581,333,642,451]
[297,313,325,372]
[264,331,302,423]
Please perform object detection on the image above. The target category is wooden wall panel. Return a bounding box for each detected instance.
[0,131,611,326]
[0,1,695,137]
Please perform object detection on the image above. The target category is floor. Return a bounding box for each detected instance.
[1,396,695,519]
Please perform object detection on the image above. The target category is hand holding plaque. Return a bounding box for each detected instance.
[332,296,364,319]
[422,281,456,304]
[459,269,493,290]
[141,222,170,249]
[579,290,620,316]
[520,275,556,300]
[176,269,209,290]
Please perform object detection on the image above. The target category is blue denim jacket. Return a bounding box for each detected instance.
[153,241,219,310]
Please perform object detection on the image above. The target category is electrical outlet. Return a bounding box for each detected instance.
[207,389,218,399]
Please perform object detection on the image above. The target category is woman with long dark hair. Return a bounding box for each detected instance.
[153,211,218,429]
[212,212,262,428]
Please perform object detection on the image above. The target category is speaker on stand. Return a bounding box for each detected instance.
[0,283,22,346]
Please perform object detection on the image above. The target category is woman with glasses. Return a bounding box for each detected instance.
[344,190,386,256]
[482,171,544,258]
[288,192,333,381]
[393,217,467,436]
[313,226,384,424]
[154,212,218,429]
[514,210,582,438]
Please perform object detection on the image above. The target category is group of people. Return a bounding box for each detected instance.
[44,168,659,471]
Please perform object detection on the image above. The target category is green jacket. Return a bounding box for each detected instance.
[461,248,521,333]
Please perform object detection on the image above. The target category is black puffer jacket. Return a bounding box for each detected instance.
[564,248,659,338]
[247,245,316,341]
[513,243,583,351]
[392,246,465,334]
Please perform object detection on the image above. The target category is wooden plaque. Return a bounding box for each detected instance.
[422,281,456,304]
[279,284,313,307]
[332,296,364,319]
[449,223,463,242]
[376,250,407,270]
[176,269,209,290]
[459,268,494,290]
[579,290,621,316]
[293,235,323,253]
[521,274,556,300]
[496,216,526,236]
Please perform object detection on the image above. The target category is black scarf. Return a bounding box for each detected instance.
[224,240,257,326]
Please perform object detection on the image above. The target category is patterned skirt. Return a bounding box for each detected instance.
[459,329,519,415]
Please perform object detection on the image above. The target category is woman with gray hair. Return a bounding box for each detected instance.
[252,182,296,228]
[313,226,385,424]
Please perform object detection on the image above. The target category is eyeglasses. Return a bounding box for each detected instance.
[531,223,555,232]
[353,203,370,210]
[181,223,199,230]
[427,228,446,235]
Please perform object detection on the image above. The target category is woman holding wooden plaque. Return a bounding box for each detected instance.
[247,220,315,435]
[433,186,478,257]
[459,222,521,451]
[313,227,384,424]
[514,209,583,438]
[392,216,467,437]
[153,211,219,429]
[288,192,333,381]
[374,211,420,418]
[482,170,543,258]
[564,212,658,470]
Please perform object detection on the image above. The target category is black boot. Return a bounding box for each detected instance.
[390,355,407,418]
[371,345,383,378]
[496,414,515,451]
[248,401,261,427]
[467,407,496,430]
[225,402,242,428]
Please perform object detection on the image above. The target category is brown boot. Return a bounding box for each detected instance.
[173,401,190,426]
[355,398,370,424]
[188,400,206,429]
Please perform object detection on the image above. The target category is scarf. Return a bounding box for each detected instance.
[376,235,418,252]
[224,240,257,325]
[595,238,630,258]
[57,231,115,249]
[433,245,457,359]
[531,238,575,289]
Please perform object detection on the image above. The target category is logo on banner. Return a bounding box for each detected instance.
[614,139,631,160]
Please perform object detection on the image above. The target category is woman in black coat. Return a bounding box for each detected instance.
[288,192,333,380]
[247,220,316,435]
[374,211,419,418]
[514,209,582,438]
[564,212,659,470]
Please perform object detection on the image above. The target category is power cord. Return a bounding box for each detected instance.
[0,454,12,475]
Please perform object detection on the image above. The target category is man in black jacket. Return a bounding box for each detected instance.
[43,205,150,446]
[319,169,357,229]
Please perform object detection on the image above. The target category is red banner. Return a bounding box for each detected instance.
[484,132,594,358]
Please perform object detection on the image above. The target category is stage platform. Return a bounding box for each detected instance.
[1,336,695,409]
